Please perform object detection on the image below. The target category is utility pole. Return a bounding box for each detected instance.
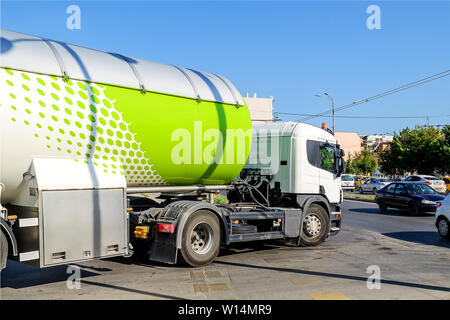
[314,93,335,134]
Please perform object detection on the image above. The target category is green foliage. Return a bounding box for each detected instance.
[345,150,378,175]
[380,125,450,175]
[213,194,229,205]
[320,145,335,172]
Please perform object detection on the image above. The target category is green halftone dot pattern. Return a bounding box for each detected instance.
[51,82,61,90]
[1,68,164,185]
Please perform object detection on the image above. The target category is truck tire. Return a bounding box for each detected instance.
[1,231,8,271]
[179,210,221,267]
[300,204,330,247]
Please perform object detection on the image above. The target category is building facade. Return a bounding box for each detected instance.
[362,135,394,153]
[243,93,273,123]
[334,132,364,161]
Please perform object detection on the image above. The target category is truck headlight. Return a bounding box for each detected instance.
[421,199,436,205]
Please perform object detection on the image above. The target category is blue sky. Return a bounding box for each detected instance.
[1,1,449,135]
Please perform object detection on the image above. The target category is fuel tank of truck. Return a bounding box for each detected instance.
[0,30,252,204]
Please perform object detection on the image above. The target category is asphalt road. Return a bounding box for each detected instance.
[1,199,449,300]
[341,199,450,248]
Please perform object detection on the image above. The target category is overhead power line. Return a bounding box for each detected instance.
[274,112,450,120]
[299,69,450,122]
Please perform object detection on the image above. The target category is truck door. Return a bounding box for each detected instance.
[318,141,341,204]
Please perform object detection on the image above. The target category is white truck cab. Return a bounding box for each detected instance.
[246,121,344,205]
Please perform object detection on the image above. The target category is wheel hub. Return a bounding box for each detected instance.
[190,223,213,254]
[304,214,322,237]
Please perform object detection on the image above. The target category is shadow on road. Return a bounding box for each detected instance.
[348,207,434,217]
[214,260,450,293]
[1,260,185,299]
[1,260,100,289]
[219,241,286,257]
[383,231,450,248]
[79,280,186,299]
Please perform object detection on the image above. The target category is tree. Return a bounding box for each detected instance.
[345,150,378,175]
[380,125,450,176]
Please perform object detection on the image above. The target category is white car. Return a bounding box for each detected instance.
[341,174,355,192]
[405,175,447,194]
[435,195,450,239]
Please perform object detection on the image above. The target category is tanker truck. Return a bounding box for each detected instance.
[0,30,344,269]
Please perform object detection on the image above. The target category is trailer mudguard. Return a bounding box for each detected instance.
[1,219,18,257]
[149,201,230,264]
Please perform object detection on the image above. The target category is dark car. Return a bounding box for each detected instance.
[375,182,445,215]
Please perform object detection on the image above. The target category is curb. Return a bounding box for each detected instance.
[343,196,376,203]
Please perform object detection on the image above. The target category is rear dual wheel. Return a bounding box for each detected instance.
[179,211,221,267]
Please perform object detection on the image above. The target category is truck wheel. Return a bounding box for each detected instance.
[179,210,221,267]
[300,204,330,247]
[437,217,450,239]
[1,231,8,271]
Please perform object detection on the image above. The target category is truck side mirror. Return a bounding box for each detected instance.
[334,149,345,177]
[335,157,345,177]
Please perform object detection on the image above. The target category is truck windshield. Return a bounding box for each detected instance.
[341,175,353,181]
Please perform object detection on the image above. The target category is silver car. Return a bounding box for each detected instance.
[358,178,392,194]
[405,175,447,194]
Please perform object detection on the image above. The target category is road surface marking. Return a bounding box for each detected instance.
[308,291,350,300]
[289,277,324,286]
[193,283,229,293]
[190,271,222,279]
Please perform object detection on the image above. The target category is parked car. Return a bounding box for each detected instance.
[440,176,450,193]
[357,178,392,194]
[341,174,355,192]
[375,182,445,216]
[393,177,404,182]
[404,175,447,194]
[435,194,450,239]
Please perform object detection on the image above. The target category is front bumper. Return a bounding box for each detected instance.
[417,204,439,212]
[329,208,341,236]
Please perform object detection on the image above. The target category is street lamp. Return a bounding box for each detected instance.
[314,93,335,135]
